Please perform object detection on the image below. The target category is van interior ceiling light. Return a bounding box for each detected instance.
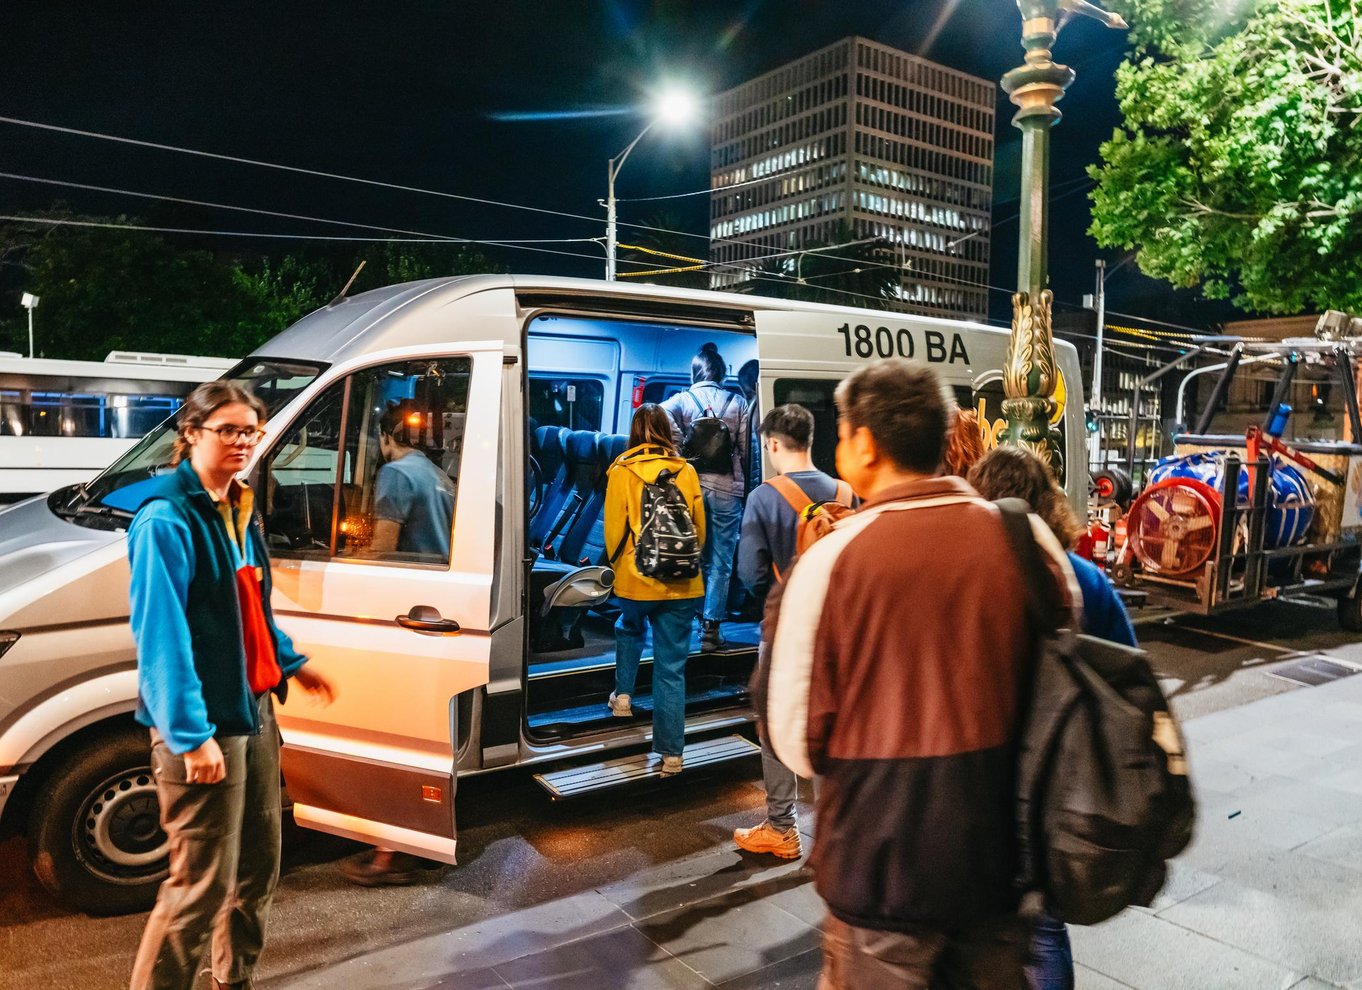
[0,631,19,659]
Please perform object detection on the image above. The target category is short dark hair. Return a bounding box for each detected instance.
[966,445,1083,549]
[760,404,815,451]
[834,359,947,474]
[691,343,726,384]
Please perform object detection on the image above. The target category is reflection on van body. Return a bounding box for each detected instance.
[0,275,1086,913]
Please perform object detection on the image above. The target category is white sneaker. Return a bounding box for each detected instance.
[660,754,684,777]
[608,692,632,717]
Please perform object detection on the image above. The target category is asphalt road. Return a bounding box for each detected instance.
[2,596,1358,990]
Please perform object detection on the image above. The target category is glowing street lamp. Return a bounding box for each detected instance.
[604,87,701,281]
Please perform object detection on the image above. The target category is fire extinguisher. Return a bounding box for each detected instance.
[631,376,646,409]
[1088,519,1111,570]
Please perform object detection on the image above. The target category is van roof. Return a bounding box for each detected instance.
[252,274,1031,367]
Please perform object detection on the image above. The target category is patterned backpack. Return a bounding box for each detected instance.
[612,468,702,580]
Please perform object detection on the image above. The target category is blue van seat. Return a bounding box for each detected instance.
[529,426,572,549]
[539,429,603,558]
[557,433,629,567]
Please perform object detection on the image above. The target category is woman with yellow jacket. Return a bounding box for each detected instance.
[604,403,707,775]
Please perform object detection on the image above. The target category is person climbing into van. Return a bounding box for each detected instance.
[604,403,707,776]
[662,343,750,653]
[126,381,334,990]
[967,444,1137,990]
[733,403,852,860]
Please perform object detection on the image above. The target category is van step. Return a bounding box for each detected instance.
[527,681,749,735]
[533,734,761,799]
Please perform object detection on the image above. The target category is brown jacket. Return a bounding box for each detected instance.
[758,476,1072,931]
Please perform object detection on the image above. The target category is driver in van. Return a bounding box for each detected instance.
[662,343,751,653]
[368,399,456,560]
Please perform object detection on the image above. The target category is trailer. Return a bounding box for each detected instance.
[1107,336,1362,629]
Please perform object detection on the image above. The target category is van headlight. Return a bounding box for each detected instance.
[0,631,19,659]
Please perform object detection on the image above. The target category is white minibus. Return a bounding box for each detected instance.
[0,275,1085,912]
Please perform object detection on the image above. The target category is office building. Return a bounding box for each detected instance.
[709,37,995,321]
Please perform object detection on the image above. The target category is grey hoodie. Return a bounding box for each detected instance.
[660,382,751,498]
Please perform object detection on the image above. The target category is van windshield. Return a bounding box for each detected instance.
[74,358,323,514]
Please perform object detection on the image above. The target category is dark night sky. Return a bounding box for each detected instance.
[0,1,1232,329]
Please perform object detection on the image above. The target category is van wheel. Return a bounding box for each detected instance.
[27,729,167,915]
[1339,591,1362,632]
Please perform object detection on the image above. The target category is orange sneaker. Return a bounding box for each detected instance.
[734,820,802,859]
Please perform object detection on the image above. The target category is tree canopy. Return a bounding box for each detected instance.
[1090,0,1362,314]
[0,214,503,361]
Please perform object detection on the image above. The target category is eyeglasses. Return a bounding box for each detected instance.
[200,424,265,446]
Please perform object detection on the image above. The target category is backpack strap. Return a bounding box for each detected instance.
[683,389,707,419]
[833,480,853,508]
[994,498,1063,636]
[766,474,814,516]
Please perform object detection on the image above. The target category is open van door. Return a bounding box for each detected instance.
[261,346,503,863]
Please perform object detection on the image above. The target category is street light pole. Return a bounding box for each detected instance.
[20,292,39,359]
[604,123,655,281]
[1000,0,1126,473]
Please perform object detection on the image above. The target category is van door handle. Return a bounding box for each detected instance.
[396,605,462,633]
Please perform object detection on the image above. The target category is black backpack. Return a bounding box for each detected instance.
[612,467,702,581]
[681,390,737,475]
[997,499,1195,926]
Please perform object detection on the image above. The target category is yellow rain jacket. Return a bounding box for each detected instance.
[604,443,707,601]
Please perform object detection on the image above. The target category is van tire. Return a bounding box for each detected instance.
[27,728,167,915]
[1339,591,1362,632]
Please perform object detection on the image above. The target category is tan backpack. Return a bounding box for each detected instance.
[766,474,855,581]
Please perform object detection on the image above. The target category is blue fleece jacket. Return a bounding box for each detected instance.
[1068,551,1138,647]
[127,461,307,754]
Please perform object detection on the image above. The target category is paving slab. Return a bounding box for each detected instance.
[491,924,711,990]
[636,888,820,985]
[1075,965,1138,989]
[1159,849,1362,986]
[1069,910,1302,989]
[715,947,822,989]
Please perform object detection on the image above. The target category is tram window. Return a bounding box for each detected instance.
[529,377,603,431]
[0,389,185,438]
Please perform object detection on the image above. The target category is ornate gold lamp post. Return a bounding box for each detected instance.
[1001,0,1127,472]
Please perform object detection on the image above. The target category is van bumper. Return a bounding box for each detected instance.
[0,773,17,822]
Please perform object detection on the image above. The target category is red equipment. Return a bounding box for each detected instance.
[1125,477,1221,577]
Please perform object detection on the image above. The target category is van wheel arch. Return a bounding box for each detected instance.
[21,716,166,915]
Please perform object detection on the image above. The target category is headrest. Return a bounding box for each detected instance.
[566,429,600,463]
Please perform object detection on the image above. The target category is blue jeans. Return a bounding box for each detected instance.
[1026,912,1074,990]
[614,596,700,757]
[700,489,744,622]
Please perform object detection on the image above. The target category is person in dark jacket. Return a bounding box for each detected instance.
[661,343,750,653]
[733,404,852,859]
[968,444,1138,990]
[128,382,334,990]
[758,359,1071,990]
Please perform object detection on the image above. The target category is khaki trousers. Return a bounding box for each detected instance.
[130,695,281,990]
[817,913,1027,990]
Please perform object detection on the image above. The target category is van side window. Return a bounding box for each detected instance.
[263,382,346,556]
[335,359,471,565]
[529,376,603,432]
[773,379,841,477]
[262,358,472,565]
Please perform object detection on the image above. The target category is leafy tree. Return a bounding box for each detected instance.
[1090,0,1362,314]
[0,213,503,360]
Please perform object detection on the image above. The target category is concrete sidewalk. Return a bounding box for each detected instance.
[264,666,1362,990]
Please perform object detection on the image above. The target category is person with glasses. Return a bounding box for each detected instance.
[126,381,334,990]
